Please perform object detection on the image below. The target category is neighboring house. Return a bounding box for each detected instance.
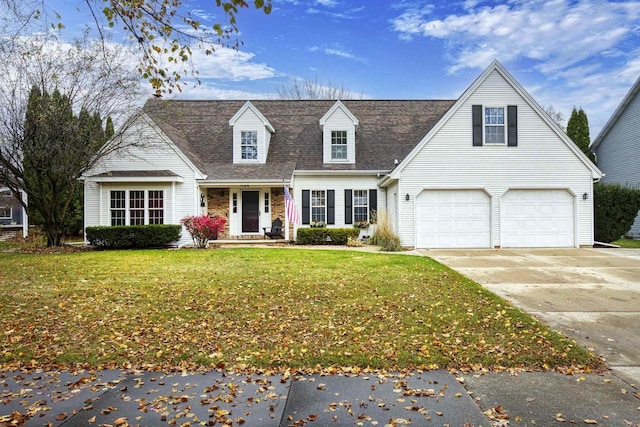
[591,76,640,238]
[0,185,28,238]
[83,61,602,248]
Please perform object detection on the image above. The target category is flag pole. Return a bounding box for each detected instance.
[283,181,290,241]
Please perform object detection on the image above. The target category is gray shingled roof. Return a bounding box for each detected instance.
[143,99,455,182]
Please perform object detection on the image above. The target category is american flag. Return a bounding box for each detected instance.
[284,186,300,225]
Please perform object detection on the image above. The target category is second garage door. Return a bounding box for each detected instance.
[416,190,491,248]
[501,189,574,247]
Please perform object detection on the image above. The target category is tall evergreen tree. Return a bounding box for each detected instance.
[21,86,109,246]
[566,107,596,164]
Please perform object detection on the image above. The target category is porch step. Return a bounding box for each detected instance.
[213,239,290,246]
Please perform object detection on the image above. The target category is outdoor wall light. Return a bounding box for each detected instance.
[405,194,410,201]
[200,193,205,207]
[583,192,589,200]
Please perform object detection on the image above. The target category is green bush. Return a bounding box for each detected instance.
[86,224,181,249]
[594,183,640,243]
[296,227,359,245]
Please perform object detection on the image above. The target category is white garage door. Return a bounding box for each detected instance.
[416,190,491,248]
[501,189,574,247]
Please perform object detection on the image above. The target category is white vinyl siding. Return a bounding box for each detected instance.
[396,69,594,248]
[83,116,200,247]
[292,174,384,236]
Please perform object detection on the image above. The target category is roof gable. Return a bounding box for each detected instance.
[319,100,359,126]
[229,101,275,133]
[389,60,602,180]
[591,76,640,151]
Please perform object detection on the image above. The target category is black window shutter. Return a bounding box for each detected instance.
[344,189,353,224]
[507,105,518,147]
[302,190,310,225]
[472,105,483,146]
[369,189,377,219]
[327,190,335,224]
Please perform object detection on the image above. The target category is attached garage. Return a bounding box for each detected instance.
[501,189,575,248]
[416,189,491,248]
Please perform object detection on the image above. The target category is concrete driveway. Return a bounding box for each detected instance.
[421,247,640,385]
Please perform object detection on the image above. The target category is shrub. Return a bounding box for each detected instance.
[371,210,402,251]
[181,215,226,248]
[86,225,181,249]
[594,183,640,243]
[296,227,359,245]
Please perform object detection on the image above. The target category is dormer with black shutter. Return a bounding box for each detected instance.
[320,101,359,164]
[472,105,518,147]
[229,101,275,164]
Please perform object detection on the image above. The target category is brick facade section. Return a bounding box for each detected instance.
[206,188,230,239]
[205,187,291,240]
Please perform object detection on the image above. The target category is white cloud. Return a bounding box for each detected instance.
[307,44,365,62]
[168,82,273,100]
[391,0,640,75]
[316,0,338,6]
[175,47,276,81]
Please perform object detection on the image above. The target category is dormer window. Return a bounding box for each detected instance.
[320,101,359,165]
[241,131,258,160]
[331,131,348,160]
[229,101,275,164]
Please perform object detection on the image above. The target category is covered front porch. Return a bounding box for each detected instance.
[202,185,293,240]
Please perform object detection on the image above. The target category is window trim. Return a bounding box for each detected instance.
[109,189,164,226]
[240,130,259,161]
[483,106,506,145]
[330,130,348,161]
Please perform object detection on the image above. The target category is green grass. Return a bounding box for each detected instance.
[0,246,601,372]
[612,238,640,248]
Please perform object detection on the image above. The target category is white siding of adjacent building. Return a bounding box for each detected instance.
[395,69,595,248]
[292,174,384,237]
[84,116,202,247]
[386,182,398,233]
[594,85,640,237]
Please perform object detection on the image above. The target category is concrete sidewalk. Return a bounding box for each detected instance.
[0,369,488,426]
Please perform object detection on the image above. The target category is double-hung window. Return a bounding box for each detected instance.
[241,130,258,160]
[311,190,326,223]
[353,190,368,223]
[484,107,505,144]
[331,130,348,160]
[110,191,126,226]
[148,191,164,224]
[110,190,164,226]
[129,191,145,225]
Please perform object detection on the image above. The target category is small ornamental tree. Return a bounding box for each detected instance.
[181,215,226,248]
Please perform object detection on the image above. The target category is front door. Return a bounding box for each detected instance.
[242,191,260,233]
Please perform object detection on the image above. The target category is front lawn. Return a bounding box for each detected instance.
[0,247,601,372]
[612,238,640,248]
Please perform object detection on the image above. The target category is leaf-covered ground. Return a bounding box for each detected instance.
[0,247,602,372]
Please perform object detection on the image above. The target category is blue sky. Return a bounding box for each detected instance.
[63,0,640,138]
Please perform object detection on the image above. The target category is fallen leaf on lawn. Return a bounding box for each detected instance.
[114,417,128,426]
[88,415,96,423]
[56,413,68,421]
[584,420,598,424]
